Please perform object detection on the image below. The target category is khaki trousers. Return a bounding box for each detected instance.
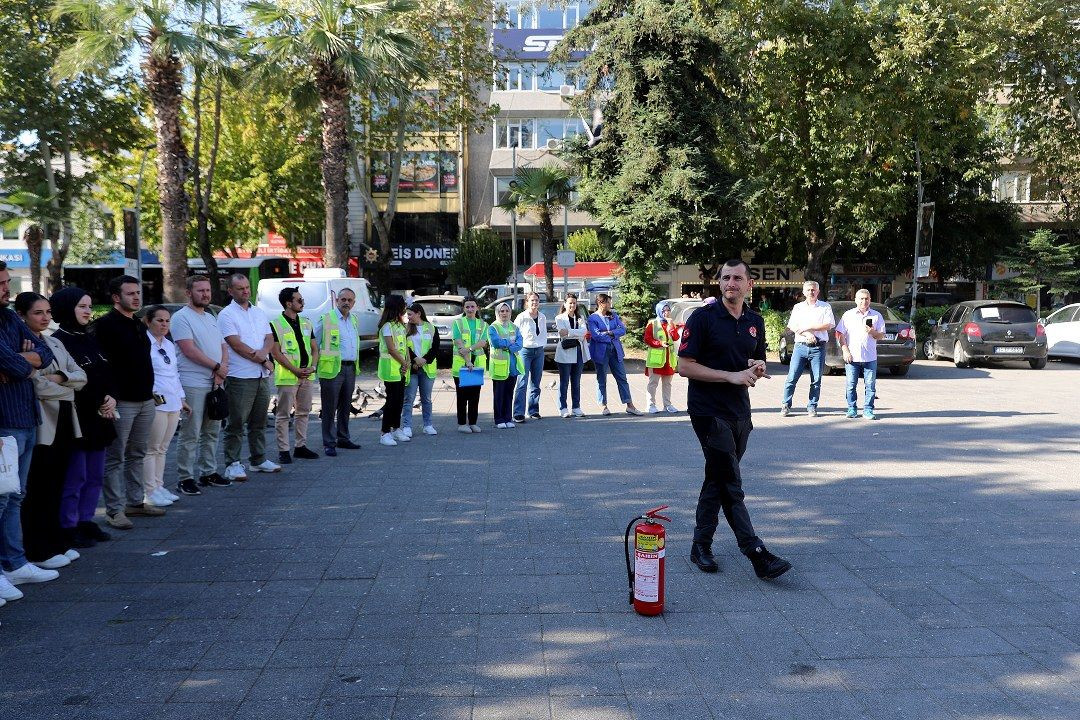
[275,377,313,451]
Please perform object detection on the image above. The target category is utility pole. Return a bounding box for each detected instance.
[511,145,518,305]
[910,145,923,323]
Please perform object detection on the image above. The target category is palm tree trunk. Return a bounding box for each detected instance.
[540,210,556,298]
[144,42,191,302]
[316,60,350,270]
[24,225,43,294]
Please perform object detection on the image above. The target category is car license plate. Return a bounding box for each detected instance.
[883,333,896,341]
[994,346,1024,355]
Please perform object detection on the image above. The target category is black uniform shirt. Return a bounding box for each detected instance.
[89,309,153,402]
[678,301,767,421]
[270,314,314,368]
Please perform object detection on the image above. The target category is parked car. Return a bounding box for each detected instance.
[412,295,464,359]
[924,300,1047,369]
[1042,303,1080,360]
[256,268,381,349]
[884,291,959,316]
[479,296,565,360]
[669,299,706,333]
[778,301,916,376]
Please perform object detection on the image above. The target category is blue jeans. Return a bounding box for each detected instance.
[402,371,435,429]
[0,426,37,571]
[782,343,825,410]
[593,345,631,406]
[513,347,545,417]
[845,360,878,412]
[558,359,583,411]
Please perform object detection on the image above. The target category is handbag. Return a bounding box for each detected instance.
[458,367,485,387]
[206,371,229,420]
[0,436,20,494]
[560,338,580,350]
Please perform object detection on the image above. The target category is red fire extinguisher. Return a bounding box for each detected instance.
[623,505,671,616]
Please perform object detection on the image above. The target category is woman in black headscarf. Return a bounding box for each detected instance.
[50,287,117,547]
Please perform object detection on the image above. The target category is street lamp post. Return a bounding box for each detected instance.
[910,145,923,323]
[511,145,519,306]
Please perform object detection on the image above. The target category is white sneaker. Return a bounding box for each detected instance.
[647,404,659,414]
[0,576,24,600]
[64,549,80,562]
[6,562,59,585]
[469,425,482,433]
[147,489,173,507]
[506,421,516,428]
[600,405,611,416]
[0,596,5,607]
[423,425,438,435]
[560,409,571,418]
[572,408,585,417]
[665,404,679,413]
[251,459,281,473]
[393,429,411,442]
[380,433,398,446]
[36,554,71,570]
[163,488,181,501]
[224,461,248,481]
[401,427,413,439]
[458,425,472,433]
[495,423,508,429]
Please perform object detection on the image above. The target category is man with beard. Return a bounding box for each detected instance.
[90,275,161,529]
[678,259,793,580]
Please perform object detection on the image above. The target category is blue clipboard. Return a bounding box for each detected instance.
[458,367,485,387]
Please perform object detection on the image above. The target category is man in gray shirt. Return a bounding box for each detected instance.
[171,276,230,495]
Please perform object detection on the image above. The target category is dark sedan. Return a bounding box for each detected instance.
[778,301,916,376]
[923,300,1047,369]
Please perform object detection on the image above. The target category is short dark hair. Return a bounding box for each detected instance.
[463,295,478,305]
[720,258,751,277]
[278,287,300,308]
[109,274,140,298]
[0,260,7,272]
[596,293,610,303]
[187,274,211,291]
[143,304,170,324]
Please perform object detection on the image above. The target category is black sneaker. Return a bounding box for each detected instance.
[199,473,233,488]
[293,446,319,459]
[749,546,792,580]
[278,451,293,464]
[690,542,719,573]
[528,413,542,420]
[512,415,527,423]
[78,521,111,542]
[177,478,202,496]
[337,440,361,450]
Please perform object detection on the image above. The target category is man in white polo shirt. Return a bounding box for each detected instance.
[835,288,885,420]
[781,280,835,417]
[217,273,281,480]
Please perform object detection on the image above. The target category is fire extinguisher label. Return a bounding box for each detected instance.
[637,533,659,551]
[634,549,664,603]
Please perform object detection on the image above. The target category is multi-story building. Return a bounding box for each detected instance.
[466,1,599,270]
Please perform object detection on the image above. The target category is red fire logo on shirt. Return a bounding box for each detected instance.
[748,326,758,338]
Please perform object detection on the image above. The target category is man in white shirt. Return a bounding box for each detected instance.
[781,281,835,417]
[835,288,886,420]
[512,293,547,422]
[172,275,231,495]
[217,273,281,480]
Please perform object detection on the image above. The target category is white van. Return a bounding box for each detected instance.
[256,268,381,349]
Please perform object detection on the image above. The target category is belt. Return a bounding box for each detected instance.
[340,360,357,367]
[798,339,824,347]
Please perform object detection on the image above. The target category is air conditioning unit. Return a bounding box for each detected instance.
[545,138,562,151]
[559,84,576,97]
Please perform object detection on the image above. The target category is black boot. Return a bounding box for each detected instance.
[67,526,96,549]
[749,545,792,580]
[690,542,719,573]
[79,521,111,542]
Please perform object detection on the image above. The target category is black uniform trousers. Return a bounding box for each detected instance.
[690,415,763,555]
[453,377,480,425]
[22,402,75,562]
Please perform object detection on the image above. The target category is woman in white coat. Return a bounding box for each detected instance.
[554,293,591,418]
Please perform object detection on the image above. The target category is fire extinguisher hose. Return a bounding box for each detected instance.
[623,516,646,605]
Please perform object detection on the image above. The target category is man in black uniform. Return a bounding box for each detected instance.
[678,259,792,580]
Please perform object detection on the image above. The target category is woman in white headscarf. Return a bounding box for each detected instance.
[642,300,679,413]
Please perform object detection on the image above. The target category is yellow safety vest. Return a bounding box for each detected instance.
[378,321,410,383]
[271,314,313,386]
[645,319,678,370]
[489,321,525,381]
[317,311,359,379]
[451,316,488,377]
[410,321,438,379]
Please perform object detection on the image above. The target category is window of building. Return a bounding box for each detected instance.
[992,172,1031,202]
[495,117,587,149]
[495,119,535,149]
[1,222,21,240]
[495,1,593,29]
[495,176,514,205]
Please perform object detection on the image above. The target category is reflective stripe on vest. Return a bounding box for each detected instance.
[378,321,410,383]
[489,321,524,381]
[272,314,312,386]
[451,316,488,377]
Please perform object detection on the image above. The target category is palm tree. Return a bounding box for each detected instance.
[246,0,424,270]
[53,0,237,301]
[498,166,576,298]
[0,189,61,293]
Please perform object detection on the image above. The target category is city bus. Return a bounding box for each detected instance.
[63,257,290,304]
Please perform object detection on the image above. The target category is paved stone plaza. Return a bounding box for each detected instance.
[1,358,1077,720]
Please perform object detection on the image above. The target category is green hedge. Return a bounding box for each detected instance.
[911,306,950,350]
[761,309,790,353]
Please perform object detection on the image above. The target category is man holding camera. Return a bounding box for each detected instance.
[780,280,834,417]
[835,289,885,420]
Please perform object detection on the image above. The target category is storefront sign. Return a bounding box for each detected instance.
[492,29,586,61]
[390,243,456,268]
[0,249,52,268]
[371,152,458,194]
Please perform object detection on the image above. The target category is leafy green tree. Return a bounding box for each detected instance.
[53,0,238,301]
[447,227,509,295]
[67,202,119,265]
[496,166,575,298]
[0,0,139,291]
[246,0,424,271]
[567,228,611,262]
[994,229,1080,315]
[557,0,743,300]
